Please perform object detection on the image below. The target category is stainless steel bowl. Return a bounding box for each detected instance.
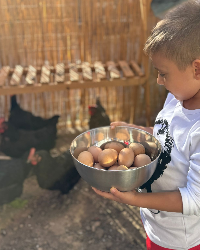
[70,126,162,192]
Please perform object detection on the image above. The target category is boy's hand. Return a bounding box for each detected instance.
[92,187,137,206]
[110,121,140,130]
[110,121,153,134]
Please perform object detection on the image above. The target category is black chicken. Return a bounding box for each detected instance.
[9,95,60,130]
[88,97,110,129]
[0,118,59,158]
[0,148,38,205]
[33,149,80,194]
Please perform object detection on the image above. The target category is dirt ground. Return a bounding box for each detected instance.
[0,132,146,250]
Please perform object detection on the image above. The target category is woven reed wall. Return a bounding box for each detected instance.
[0,0,167,132]
[0,0,146,66]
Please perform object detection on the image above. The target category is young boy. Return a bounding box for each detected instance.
[92,1,200,249]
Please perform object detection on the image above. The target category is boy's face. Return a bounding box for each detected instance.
[151,53,200,102]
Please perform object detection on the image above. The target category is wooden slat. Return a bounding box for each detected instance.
[82,62,92,81]
[118,61,134,78]
[25,65,36,85]
[106,61,120,79]
[40,65,50,84]
[69,63,79,82]
[0,77,147,96]
[55,63,65,83]
[10,65,23,86]
[130,60,144,76]
[94,61,106,80]
[92,72,99,82]
[0,66,10,87]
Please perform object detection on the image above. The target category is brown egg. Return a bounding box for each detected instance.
[134,154,151,168]
[146,141,158,155]
[108,165,128,170]
[140,141,149,154]
[108,165,119,170]
[117,165,128,170]
[118,148,134,168]
[88,146,102,162]
[103,142,111,149]
[141,141,157,157]
[100,142,106,150]
[93,163,105,170]
[129,142,145,156]
[113,160,119,166]
[98,149,118,168]
[73,146,88,158]
[129,166,137,169]
[104,141,125,153]
[100,141,111,150]
[77,151,94,167]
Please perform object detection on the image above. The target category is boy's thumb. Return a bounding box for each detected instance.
[110,187,122,197]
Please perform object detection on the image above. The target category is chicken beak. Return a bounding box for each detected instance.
[26,159,31,163]
[27,148,36,163]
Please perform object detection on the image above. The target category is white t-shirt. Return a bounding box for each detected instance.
[140,93,200,250]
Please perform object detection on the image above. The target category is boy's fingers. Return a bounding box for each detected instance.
[110,187,125,201]
[110,121,125,125]
[92,187,137,205]
[92,187,111,197]
[94,187,124,201]
[110,187,137,202]
[92,187,119,201]
[110,122,117,129]
[110,121,127,129]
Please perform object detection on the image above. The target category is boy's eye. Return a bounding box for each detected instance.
[158,72,165,77]
[160,73,165,77]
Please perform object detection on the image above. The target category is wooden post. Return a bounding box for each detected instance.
[140,0,152,126]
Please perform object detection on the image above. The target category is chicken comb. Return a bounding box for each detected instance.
[0,117,5,124]
[0,117,5,133]
[88,105,97,115]
[88,105,97,109]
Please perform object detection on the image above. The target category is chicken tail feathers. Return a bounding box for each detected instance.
[10,95,20,111]
[47,115,60,126]
[96,97,106,112]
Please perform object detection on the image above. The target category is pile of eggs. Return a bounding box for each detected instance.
[74,141,152,170]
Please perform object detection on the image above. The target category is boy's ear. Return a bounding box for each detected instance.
[192,59,200,79]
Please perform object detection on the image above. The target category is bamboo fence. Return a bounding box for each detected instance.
[0,0,167,133]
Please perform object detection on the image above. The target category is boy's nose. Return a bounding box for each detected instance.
[157,77,164,85]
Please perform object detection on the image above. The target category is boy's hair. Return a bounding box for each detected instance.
[144,0,200,70]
